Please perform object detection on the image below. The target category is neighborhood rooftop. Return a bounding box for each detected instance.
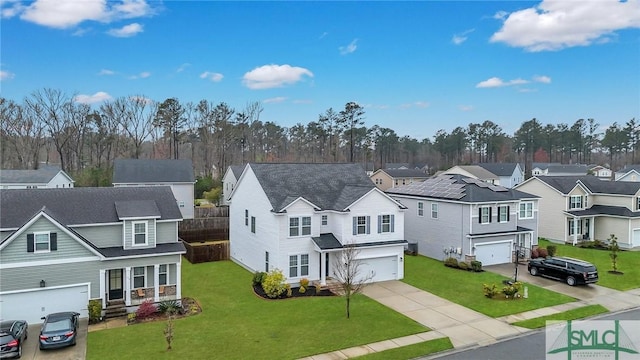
[249,163,379,212]
[387,174,537,202]
[0,187,183,229]
[113,159,195,183]
[380,168,428,178]
[0,166,65,184]
[475,163,519,177]
[536,175,640,195]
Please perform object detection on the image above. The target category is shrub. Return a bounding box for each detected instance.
[88,299,102,324]
[531,248,539,258]
[158,300,182,315]
[194,199,202,207]
[252,271,267,286]
[444,257,459,268]
[537,248,549,258]
[458,261,469,271]
[315,283,322,294]
[262,269,287,298]
[483,283,498,298]
[502,282,522,298]
[127,313,137,323]
[470,260,482,272]
[299,278,310,288]
[136,300,157,320]
[547,245,557,257]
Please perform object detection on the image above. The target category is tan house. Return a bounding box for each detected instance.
[442,165,499,185]
[515,175,640,249]
[370,169,428,191]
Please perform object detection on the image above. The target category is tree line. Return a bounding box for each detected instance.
[1,88,638,185]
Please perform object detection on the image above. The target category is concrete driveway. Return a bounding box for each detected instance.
[485,262,639,311]
[21,318,88,360]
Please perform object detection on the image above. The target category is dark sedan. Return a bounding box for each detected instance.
[0,320,28,359]
[39,312,79,350]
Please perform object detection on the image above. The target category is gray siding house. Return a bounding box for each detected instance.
[0,187,186,323]
[387,174,539,266]
[113,159,196,219]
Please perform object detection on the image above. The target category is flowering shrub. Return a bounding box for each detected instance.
[136,300,157,320]
[262,269,287,298]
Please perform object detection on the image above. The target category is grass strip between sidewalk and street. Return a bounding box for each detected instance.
[355,337,454,359]
[512,304,609,329]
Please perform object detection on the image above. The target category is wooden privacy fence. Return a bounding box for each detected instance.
[183,240,230,263]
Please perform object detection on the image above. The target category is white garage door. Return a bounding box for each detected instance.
[0,284,89,324]
[356,256,398,282]
[475,241,512,266]
[633,229,640,247]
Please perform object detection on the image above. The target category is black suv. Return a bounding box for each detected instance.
[528,256,598,286]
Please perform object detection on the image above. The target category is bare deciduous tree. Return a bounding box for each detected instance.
[332,243,375,319]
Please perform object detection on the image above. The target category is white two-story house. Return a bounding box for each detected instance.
[0,166,75,189]
[229,163,407,286]
[516,175,640,249]
[388,174,539,266]
[0,187,186,323]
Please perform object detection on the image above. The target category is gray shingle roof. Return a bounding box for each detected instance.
[99,242,186,257]
[547,164,588,174]
[450,165,499,180]
[0,187,182,229]
[566,205,640,218]
[249,163,378,212]
[536,176,640,195]
[0,166,67,184]
[475,163,519,177]
[617,165,640,173]
[311,234,407,250]
[382,169,429,178]
[115,200,161,219]
[113,159,195,183]
[387,174,537,203]
[229,165,245,179]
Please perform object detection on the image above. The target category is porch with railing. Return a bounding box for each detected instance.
[130,284,178,305]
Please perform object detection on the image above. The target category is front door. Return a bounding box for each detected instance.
[584,219,590,239]
[325,253,330,277]
[109,269,123,300]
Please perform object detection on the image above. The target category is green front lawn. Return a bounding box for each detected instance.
[356,337,453,359]
[87,260,428,360]
[512,305,609,329]
[403,255,575,318]
[539,239,640,290]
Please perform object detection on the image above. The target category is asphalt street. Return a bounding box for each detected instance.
[422,308,640,360]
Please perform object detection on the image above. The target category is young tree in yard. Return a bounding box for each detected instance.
[332,243,374,319]
[608,234,622,274]
[164,314,174,351]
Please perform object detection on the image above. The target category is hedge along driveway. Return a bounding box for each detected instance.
[538,239,640,291]
[402,255,575,318]
[87,260,428,360]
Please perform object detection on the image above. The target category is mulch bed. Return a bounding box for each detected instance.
[253,284,335,300]
[128,297,202,325]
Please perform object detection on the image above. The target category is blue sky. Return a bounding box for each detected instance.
[1,0,639,140]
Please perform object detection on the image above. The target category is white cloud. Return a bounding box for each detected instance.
[339,39,358,55]
[452,29,474,45]
[491,0,640,52]
[129,71,150,79]
[263,97,287,104]
[293,99,312,104]
[242,64,313,90]
[533,75,552,83]
[319,31,328,39]
[107,22,143,37]
[459,105,474,112]
[176,63,190,73]
[72,27,91,36]
[0,70,15,81]
[199,71,223,82]
[8,0,155,29]
[1,1,26,18]
[476,77,529,88]
[74,91,112,104]
[98,69,115,75]
[400,101,430,109]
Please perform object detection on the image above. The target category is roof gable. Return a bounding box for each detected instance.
[380,168,428,178]
[447,165,498,180]
[113,159,195,183]
[247,163,377,212]
[0,166,73,185]
[0,187,182,229]
[475,163,520,177]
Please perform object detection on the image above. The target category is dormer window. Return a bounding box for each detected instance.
[569,195,583,209]
[133,221,148,245]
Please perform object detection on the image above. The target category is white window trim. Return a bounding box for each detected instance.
[380,214,392,233]
[288,216,311,237]
[431,203,438,219]
[480,206,491,224]
[519,202,534,219]
[356,215,368,235]
[34,231,51,253]
[133,266,146,289]
[498,205,509,223]
[251,216,256,234]
[569,195,583,209]
[321,215,328,226]
[288,253,309,278]
[417,202,424,217]
[132,221,148,246]
[158,264,168,286]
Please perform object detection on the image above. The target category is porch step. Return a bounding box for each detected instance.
[104,301,127,319]
[313,279,345,296]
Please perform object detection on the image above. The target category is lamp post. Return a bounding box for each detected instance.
[513,244,520,283]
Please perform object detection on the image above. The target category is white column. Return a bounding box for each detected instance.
[176,262,182,301]
[125,267,132,306]
[99,269,106,309]
[320,252,326,286]
[590,216,595,240]
[154,264,160,302]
